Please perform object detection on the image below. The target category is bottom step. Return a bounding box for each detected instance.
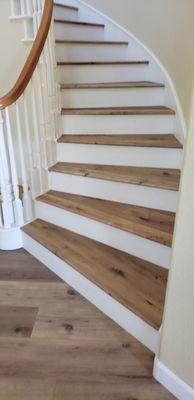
[22,219,168,352]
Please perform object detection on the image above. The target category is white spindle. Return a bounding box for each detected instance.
[10,0,15,17]
[5,108,24,226]
[20,0,26,15]
[16,101,32,221]
[31,78,43,194]
[0,112,13,228]
[23,93,36,198]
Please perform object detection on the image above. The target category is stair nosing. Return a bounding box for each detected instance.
[22,218,168,330]
[49,162,180,191]
[56,39,129,45]
[54,2,78,11]
[61,106,175,116]
[59,81,165,89]
[54,18,105,27]
[57,134,182,149]
[36,190,175,247]
[57,60,149,66]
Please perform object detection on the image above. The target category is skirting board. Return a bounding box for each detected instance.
[154,358,194,400]
[22,231,159,353]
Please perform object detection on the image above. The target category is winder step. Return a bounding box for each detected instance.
[37,191,175,246]
[57,134,182,148]
[61,106,175,115]
[56,39,129,45]
[49,162,180,191]
[22,218,168,330]
[54,2,79,11]
[60,81,165,89]
[54,19,105,27]
[57,60,149,65]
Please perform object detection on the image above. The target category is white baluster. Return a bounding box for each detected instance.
[32,0,38,36]
[5,108,24,226]
[0,111,14,228]
[23,93,36,198]
[31,79,43,194]
[10,0,15,17]
[16,101,32,221]
[20,0,26,15]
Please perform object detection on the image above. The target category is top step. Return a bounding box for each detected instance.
[54,2,79,11]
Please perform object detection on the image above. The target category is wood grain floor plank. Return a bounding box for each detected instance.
[0,249,61,282]
[37,191,175,246]
[57,133,182,148]
[54,379,176,400]
[0,306,38,338]
[49,162,180,191]
[0,249,175,399]
[22,219,168,329]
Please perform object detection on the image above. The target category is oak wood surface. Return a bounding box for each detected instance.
[22,219,168,329]
[37,190,175,246]
[61,106,175,115]
[0,248,175,399]
[0,0,53,109]
[57,133,182,148]
[49,162,180,191]
[60,81,165,89]
[57,60,149,65]
[54,19,105,27]
[56,39,129,45]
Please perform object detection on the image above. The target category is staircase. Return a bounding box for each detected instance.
[18,1,183,354]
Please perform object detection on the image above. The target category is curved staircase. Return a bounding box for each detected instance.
[22,0,183,354]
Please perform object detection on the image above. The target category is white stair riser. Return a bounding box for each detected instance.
[54,7,78,20]
[23,232,159,353]
[35,200,171,269]
[57,143,182,169]
[61,87,165,108]
[54,23,105,41]
[49,171,178,212]
[61,115,175,134]
[56,43,128,62]
[57,65,149,84]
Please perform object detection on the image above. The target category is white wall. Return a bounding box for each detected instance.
[158,84,194,389]
[0,0,31,96]
[84,0,194,127]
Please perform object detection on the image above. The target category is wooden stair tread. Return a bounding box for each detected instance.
[57,60,149,65]
[49,162,180,191]
[37,191,175,246]
[61,106,175,116]
[56,39,128,45]
[22,219,168,330]
[54,19,105,27]
[60,81,165,89]
[57,134,182,148]
[54,2,78,11]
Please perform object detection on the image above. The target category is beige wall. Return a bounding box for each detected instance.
[158,85,194,388]
[0,0,31,96]
[85,0,194,127]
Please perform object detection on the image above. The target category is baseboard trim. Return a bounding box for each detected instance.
[23,231,159,353]
[154,358,194,400]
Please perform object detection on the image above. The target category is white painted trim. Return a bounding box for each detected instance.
[23,231,159,353]
[0,226,23,250]
[154,358,194,400]
[72,0,186,139]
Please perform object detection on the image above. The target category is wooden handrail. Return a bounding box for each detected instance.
[0,0,53,110]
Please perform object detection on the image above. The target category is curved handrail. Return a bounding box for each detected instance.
[0,0,53,110]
